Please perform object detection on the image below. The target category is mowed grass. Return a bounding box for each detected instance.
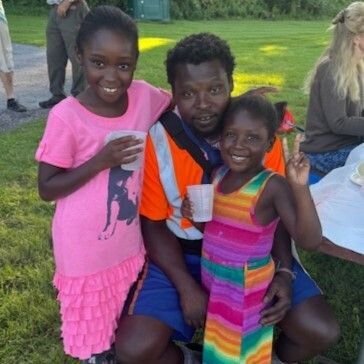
[1,15,363,363]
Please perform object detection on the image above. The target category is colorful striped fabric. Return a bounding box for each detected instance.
[202,166,278,364]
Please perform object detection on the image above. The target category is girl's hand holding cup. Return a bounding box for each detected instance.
[95,131,146,171]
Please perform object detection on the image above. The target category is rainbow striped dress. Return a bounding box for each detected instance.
[202,166,278,364]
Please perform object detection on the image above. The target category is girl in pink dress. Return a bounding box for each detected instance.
[35,6,170,363]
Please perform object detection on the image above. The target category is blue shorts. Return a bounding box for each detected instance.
[291,258,321,307]
[127,255,321,341]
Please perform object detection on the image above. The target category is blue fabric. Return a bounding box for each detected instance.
[130,254,201,342]
[308,171,323,185]
[306,144,357,175]
[291,258,322,307]
[181,121,223,183]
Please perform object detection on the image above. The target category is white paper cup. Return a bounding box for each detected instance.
[187,184,214,222]
[105,130,146,171]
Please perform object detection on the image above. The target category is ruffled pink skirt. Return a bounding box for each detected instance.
[53,252,144,360]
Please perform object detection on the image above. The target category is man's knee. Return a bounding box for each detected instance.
[116,336,156,363]
[309,313,341,349]
[281,295,340,349]
[115,315,173,363]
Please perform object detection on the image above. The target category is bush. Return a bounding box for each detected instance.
[4,0,355,21]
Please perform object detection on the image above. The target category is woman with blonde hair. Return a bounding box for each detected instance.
[301,1,364,175]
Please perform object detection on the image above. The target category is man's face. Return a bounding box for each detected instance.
[172,60,233,137]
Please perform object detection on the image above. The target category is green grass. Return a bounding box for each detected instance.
[1,16,363,363]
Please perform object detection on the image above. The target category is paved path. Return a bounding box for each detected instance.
[0,43,72,132]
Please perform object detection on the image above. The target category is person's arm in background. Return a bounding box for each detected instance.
[318,64,364,135]
[140,135,207,329]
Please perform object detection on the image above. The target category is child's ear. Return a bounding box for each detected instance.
[266,135,276,152]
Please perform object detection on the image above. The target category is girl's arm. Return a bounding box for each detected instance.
[272,153,322,251]
[38,136,143,201]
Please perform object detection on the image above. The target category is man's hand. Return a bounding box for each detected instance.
[180,282,208,329]
[260,272,291,326]
[57,0,72,17]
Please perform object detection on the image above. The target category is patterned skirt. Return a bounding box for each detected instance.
[201,255,275,364]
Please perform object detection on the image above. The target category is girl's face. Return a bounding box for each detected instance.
[78,28,138,109]
[221,109,273,174]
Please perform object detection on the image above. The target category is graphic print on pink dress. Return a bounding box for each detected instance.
[99,167,138,240]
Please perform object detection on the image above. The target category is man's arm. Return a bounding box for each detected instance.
[139,134,207,329]
[141,217,207,329]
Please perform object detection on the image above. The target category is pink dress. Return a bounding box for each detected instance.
[35,80,171,359]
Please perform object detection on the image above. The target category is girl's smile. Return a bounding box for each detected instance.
[77,28,138,117]
[221,110,273,176]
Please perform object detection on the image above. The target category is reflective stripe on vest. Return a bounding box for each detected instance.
[149,122,203,240]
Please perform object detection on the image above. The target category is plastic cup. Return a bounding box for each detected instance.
[105,130,147,171]
[187,184,214,222]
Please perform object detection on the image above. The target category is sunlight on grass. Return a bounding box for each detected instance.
[259,44,287,55]
[139,37,173,52]
[232,72,284,96]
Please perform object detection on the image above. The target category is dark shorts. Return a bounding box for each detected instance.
[127,255,321,342]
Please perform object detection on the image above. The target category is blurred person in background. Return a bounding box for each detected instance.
[0,0,27,112]
[39,0,89,109]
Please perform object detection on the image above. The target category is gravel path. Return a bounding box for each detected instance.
[0,43,72,132]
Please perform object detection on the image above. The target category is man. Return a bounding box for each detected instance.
[0,0,26,112]
[115,33,340,364]
[39,0,88,109]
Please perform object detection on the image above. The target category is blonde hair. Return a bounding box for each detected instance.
[304,1,364,104]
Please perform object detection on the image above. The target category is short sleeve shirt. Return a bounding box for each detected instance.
[35,80,171,276]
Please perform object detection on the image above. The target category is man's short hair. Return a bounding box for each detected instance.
[165,32,235,86]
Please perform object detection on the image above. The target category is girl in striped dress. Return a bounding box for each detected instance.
[182,95,322,364]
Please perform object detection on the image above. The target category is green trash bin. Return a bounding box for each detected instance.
[127,0,170,21]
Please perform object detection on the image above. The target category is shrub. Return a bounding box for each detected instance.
[4,1,356,21]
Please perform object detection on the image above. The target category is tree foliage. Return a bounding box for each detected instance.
[5,0,353,19]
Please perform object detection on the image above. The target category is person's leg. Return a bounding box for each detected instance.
[115,256,201,364]
[115,315,183,364]
[59,3,88,96]
[0,22,26,112]
[275,260,340,363]
[0,70,14,98]
[45,6,68,101]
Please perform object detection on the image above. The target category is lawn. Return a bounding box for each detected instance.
[1,14,363,364]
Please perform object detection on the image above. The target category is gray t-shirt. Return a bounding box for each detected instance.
[47,0,62,5]
[301,59,364,153]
